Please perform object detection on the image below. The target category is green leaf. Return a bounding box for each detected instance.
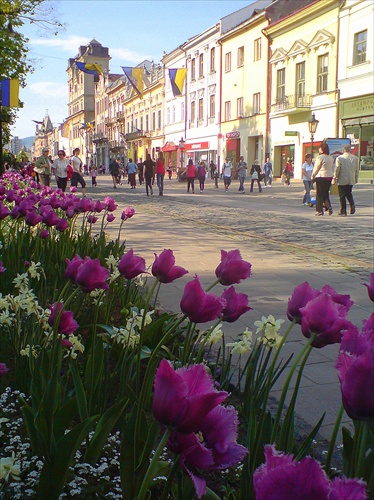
[70,360,88,421]
[342,426,354,476]
[294,413,325,461]
[53,397,78,442]
[84,398,128,464]
[20,399,41,455]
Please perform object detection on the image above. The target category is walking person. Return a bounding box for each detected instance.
[302,154,314,205]
[250,162,262,193]
[109,157,120,189]
[210,160,216,179]
[137,158,144,185]
[35,147,52,186]
[283,158,293,186]
[155,152,166,196]
[186,159,196,193]
[311,142,334,217]
[237,156,247,194]
[90,165,98,187]
[263,157,273,187]
[70,148,86,196]
[333,143,359,216]
[53,150,69,192]
[143,154,155,196]
[127,158,137,189]
[222,157,232,193]
[197,161,207,192]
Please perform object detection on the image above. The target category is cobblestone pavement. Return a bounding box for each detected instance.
[87,175,373,442]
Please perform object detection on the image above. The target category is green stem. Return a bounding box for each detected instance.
[354,420,369,478]
[205,278,220,292]
[325,405,344,475]
[137,428,171,500]
[160,455,181,500]
[271,336,314,442]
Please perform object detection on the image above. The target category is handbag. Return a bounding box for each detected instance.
[252,171,258,180]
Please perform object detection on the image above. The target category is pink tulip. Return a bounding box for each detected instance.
[287,282,319,324]
[118,249,146,280]
[221,286,251,322]
[74,257,110,293]
[215,249,252,286]
[363,273,374,302]
[0,363,9,376]
[152,249,188,284]
[180,276,226,323]
[121,206,135,220]
[48,302,79,335]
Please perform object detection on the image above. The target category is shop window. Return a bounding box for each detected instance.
[225,52,231,72]
[237,46,244,67]
[317,54,328,93]
[353,30,367,65]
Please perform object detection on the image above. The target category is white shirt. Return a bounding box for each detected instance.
[223,162,232,177]
[302,162,313,181]
[53,158,69,178]
[71,155,82,173]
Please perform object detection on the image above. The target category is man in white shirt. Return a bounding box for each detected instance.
[333,144,359,216]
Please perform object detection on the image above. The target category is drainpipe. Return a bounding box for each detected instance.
[335,1,346,139]
[217,38,223,175]
[262,16,272,163]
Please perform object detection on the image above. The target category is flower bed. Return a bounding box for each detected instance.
[0,172,372,499]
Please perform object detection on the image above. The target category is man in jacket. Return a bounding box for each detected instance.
[333,144,359,216]
[35,147,52,186]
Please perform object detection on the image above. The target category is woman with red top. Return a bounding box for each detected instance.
[186,158,196,193]
[155,152,165,196]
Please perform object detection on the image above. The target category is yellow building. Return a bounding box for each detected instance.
[219,6,270,169]
[263,0,341,178]
[66,38,110,164]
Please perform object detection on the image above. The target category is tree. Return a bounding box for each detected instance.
[0,0,65,173]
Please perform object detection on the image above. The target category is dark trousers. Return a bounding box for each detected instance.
[187,178,195,192]
[338,185,355,214]
[250,179,262,192]
[57,176,68,192]
[145,177,153,195]
[315,178,332,213]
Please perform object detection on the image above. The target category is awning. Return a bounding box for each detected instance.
[162,141,178,152]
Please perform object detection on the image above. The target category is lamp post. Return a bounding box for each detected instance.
[179,137,186,169]
[308,113,319,158]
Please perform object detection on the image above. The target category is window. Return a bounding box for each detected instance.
[210,47,215,72]
[172,105,175,123]
[353,30,367,65]
[140,116,143,131]
[317,54,328,93]
[253,93,260,114]
[157,110,161,129]
[181,102,185,122]
[225,101,231,121]
[191,58,196,80]
[276,68,285,102]
[237,97,244,117]
[145,115,149,131]
[209,94,215,117]
[152,112,156,130]
[198,98,204,120]
[199,53,204,77]
[191,101,196,122]
[296,62,305,97]
[237,46,244,67]
[225,52,231,72]
[254,38,261,61]
[166,108,170,125]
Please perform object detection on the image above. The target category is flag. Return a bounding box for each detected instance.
[75,61,102,76]
[0,79,20,107]
[169,68,187,97]
[122,67,144,96]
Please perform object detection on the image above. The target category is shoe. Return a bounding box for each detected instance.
[241,191,245,194]
[328,208,333,216]
[225,190,228,193]
[338,211,347,216]
[350,205,356,214]
[303,203,308,206]
[315,212,324,216]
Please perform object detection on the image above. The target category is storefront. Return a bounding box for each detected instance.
[340,94,374,164]
[162,141,179,171]
[225,132,241,163]
[273,141,296,177]
[185,141,210,164]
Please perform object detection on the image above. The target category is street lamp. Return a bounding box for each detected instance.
[179,137,186,168]
[308,113,319,158]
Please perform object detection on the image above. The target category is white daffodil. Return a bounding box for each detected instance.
[0,453,21,482]
[105,255,118,269]
[227,338,252,355]
[206,323,224,344]
[12,273,29,292]
[66,335,85,359]
[27,261,43,280]
[254,315,284,335]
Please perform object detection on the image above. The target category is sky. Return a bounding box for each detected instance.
[11,0,252,139]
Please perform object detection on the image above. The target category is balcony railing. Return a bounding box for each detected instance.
[116,111,125,122]
[125,130,149,141]
[271,94,312,113]
[92,132,108,144]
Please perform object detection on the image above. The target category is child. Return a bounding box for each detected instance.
[90,166,97,187]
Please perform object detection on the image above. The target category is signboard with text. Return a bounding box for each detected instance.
[185,141,209,150]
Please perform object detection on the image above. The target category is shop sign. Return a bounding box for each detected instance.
[226,131,240,139]
[340,95,374,119]
[185,141,209,150]
[285,131,298,136]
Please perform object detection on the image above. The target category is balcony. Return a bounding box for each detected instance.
[116,111,125,122]
[271,94,312,114]
[125,129,149,141]
[92,132,108,144]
